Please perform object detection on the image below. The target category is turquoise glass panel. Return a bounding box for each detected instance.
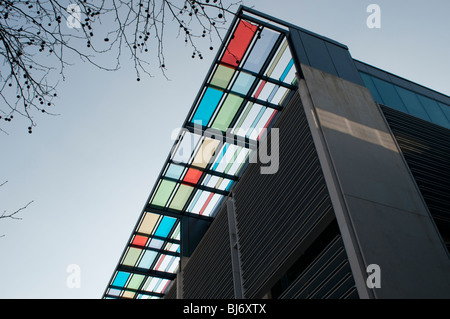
[231,72,255,95]
[165,164,185,180]
[113,271,130,287]
[154,216,177,238]
[138,250,158,269]
[192,87,223,126]
[280,59,294,82]
[212,143,230,170]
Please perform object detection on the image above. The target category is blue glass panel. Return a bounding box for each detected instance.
[113,271,130,287]
[371,77,407,112]
[138,250,158,269]
[231,72,255,95]
[395,86,431,122]
[416,95,450,128]
[212,143,230,170]
[225,180,234,191]
[280,59,294,82]
[267,86,279,103]
[360,72,383,104]
[165,164,185,180]
[154,216,177,238]
[191,88,223,126]
[243,28,279,73]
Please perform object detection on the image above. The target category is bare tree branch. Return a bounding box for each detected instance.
[0,180,33,237]
[0,0,242,134]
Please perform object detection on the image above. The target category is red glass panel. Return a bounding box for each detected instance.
[183,168,203,185]
[199,193,214,215]
[221,20,258,68]
[132,235,148,247]
[254,80,266,99]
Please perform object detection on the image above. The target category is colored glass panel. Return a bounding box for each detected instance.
[231,72,256,95]
[212,94,244,131]
[256,81,276,101]
[123,247,142,267]
[143,277,158,292]
[202,194,223,217]
[108,289,121,297]
[191,87,224,126]
[266,39,288,77]
[138,213,159,235]
[122,291,135,299]
[154,216,177,238]
[280,59,294,82]
[171,223,181,241]
[138,250,158,269]
[254,80,266,99]
[243,28,280,73]
[221,20,258,67]
[132,235,148,247]
[211,143,230,171]
[165,164,185,180]
[148,238,164,250]
[151,180,176,207]
[112,271,130,288]
[169,184,194,210]
[249,108,275,140]
[192,138,221,168]
[210,64,235,89]
[188,189,203,212]
[191,191,212,214]
[127,274,145,290]
[183,168,203,184]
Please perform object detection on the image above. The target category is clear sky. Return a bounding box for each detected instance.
[1,0,449,299]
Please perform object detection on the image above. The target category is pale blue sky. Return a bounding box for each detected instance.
[1,0,449,298]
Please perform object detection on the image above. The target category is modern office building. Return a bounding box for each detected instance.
[103,7,450,299]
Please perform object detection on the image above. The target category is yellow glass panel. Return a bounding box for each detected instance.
[210,64,235,89]
[192,138,220,169]
[122,290,135,299]
[122,247,142,267]
[138,212,160,235]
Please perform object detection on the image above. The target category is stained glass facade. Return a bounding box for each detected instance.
[103,8,298,299]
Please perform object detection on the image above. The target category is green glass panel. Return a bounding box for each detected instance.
[169,184,194,210]
[210,64,235,89]
[151,179,176,207]
[212,94,244,131]
[122,247,142,267]
[127,274,146,290]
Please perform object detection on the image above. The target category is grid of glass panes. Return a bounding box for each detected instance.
[104,17,298,299]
